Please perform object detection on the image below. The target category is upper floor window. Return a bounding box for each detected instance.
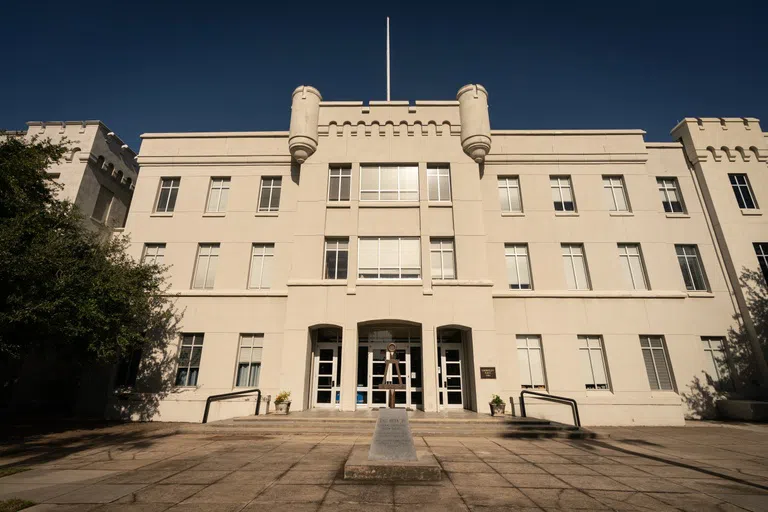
[729,174,758,210]
[427,165,451,202]
[657,177,685,213]
[258,177,282,212]
[618,244,649,290]
[249,243,274,289]
[206,177,230,213]
[550,176,575,212]
[579,336,610,390]
[754,243,768,283]
[142,243,166,265]
[505,244,532,290]
[175,333,204,386]
[430,238,456,280]
[324,238,349,280]
[675,244,708,291]
[498,177,522,213]
[156,178,180,213]
[358,237,420,279]
[236,334,263,387]
[360,165,418,201]
[702,337,730,390]
[640,336,674,391]
[517,335,546,389]
[603,176,630,212]
[192,243,219,289]
[562,244,590,290]
[328,166,351,202]
[92,185,114,223]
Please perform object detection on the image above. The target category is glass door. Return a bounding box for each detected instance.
[313,343,341,408]
[439,343,464,408]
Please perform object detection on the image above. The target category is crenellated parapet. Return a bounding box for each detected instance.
[671,117,768,164]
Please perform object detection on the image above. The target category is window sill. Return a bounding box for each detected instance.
[287,279,348,286]
[492,290,687,299]
[686,291,715,298]
[326,202,351,208]
[609,211,634,217]
[741,209,762,216]
[166,289,289,297]
[254,212,279,217]
[150,212,174,218]
[665,213,690,219]
[432,279,494,287]
[90,217,106,225]
[202,212,226,217]
[428,201,453,208]
[554,211,579,217]
[357,280,423,286]
[501,211,525,217]
[359,201,419,208]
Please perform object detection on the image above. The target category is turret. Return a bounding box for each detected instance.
[288,85,322,163]
[456,84,491,163]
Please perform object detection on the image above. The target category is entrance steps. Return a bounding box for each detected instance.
[191,413,597,439]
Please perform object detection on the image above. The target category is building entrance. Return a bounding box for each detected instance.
[437,327,470,410]
[310,327,342,408]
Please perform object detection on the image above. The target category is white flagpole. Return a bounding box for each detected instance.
[386,17,391,101]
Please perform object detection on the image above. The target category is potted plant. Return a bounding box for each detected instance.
[489,394,506,416]
[274,391,291,415]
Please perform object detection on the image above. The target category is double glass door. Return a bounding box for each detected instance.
[439,343,464,408]
[313,342,341,407]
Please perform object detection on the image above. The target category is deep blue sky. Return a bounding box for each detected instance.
[3,1,766,151]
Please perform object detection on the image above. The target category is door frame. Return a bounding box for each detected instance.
[311,341,341,408]
[438,342,466,409]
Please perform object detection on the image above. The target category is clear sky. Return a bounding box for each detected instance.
[2,0,766,151]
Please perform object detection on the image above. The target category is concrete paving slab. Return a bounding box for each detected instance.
[51,484,146,504]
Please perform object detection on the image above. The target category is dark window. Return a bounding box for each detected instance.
[729,174,758,209]
[115,349,142,388]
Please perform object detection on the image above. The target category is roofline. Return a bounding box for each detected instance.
[141,131,289,139]
[645,142,683,149]
[491,129,646,136]
[26,120,138,157]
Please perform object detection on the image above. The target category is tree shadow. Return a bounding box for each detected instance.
[682,268,768,419]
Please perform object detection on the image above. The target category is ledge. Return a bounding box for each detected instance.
[138,155,292,166]
[427,201,453,208]
[327,202,351,208]
[686,291,715,298]
[665,213,690,219]
[492,290,687,299]
[554,211,579,217]
[491,129,646,136]
[202,212,226,218]
[357,280,423,286]
[150,212,174,218]
[741,209,762,216]
[432,280,494,287]
[501,211,525,217]
[287,279,348,287]
[141,131,289,139]
[254,212,279,217]
[609,211,634,217]
[359,201,420,208]
[165,290,289,297]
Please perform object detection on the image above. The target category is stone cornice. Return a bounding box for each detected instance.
[484,153,648,164]
[140,131,289,139]
[136,155,292,166]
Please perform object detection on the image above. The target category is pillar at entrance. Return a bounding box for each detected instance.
[421,325,439,412]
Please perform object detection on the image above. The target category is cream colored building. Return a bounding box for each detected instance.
[116,85,768,426]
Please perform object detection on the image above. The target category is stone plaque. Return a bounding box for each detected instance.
[480,367,496,379]
[368,408,418,461]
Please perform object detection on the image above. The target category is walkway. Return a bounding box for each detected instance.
[0,421,767,511]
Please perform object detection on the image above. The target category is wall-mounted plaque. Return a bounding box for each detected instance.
[480,367,496,379]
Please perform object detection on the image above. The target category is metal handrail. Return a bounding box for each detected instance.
[519,390,581,428]
[202,388,262,424]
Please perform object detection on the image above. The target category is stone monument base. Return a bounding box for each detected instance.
[344,446,442,481]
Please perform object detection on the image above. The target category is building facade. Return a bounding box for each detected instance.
[116,85,768,425]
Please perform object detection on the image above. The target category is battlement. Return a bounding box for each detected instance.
[317,101,460,138]
[670,117,767,164]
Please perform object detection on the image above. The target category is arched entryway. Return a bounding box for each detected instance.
[308,325,343,409]
[437,326,476,412]
[356,322,423,410]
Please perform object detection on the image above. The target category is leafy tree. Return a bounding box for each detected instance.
[0,135,178,414]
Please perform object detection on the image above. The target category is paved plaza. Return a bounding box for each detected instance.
[1,421,768,511]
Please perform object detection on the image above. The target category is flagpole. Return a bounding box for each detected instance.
[386,17,391,101]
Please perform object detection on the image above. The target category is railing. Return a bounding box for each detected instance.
[519,390,581,428]
[202,388,262,424]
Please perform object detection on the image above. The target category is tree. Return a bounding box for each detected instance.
[0,134,178,415]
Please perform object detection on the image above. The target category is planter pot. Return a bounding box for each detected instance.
[275,401,291,415]
[489,403,505,417]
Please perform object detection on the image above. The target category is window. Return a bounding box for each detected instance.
[324,239,348,279]
[430,238,456,280]
[235,334,263,387]
[562,244,590,290]
[640,336,674,391]
[657,177,685,213]
[258,177,282,212]
[206,177,230,213]
[675,245,708,291]
[603,176,630,212]
[175,334,204,386]
[156,178,180,213]
[92,185,114,222]
[579,336,610,390]
[115,349,142,388]
[729,174,758,209]
[755,243,768,282]
[142,243,166,265]
[505,244,532,290]
[702,337,730,388]
[618,244,649,290]
[427,165,451,201]
[498,176,522,213]
[192,244,219,289]
[550,176,575,212]
[249,243,274,289]
[360,165,418,201]
[328,166,351,202]
[517,335,546,389]
[358,237,420,279]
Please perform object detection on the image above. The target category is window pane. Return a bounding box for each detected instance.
[326,251,338,279]
[629,256,647,290]
[361,167,378,193]
[580,349,594,387]
[591,348,608,386]
[428,175,439,201]
[260,253,273,288]
[443,251,455,279]
[399,166,418,193]
[270,186,281,209]
[380,167,398,191]
[529,348,545,387]
[517,349,531,386]
[339,176,351,201]
[563,256,577,290]
[653,349,673,390]
[329,176,340,201]
[204,254,217,289]
[259,186,271,210]
[499,186,511,211]
[642,349,659,390]
[337,251,348,279]
[439,175,450,201]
